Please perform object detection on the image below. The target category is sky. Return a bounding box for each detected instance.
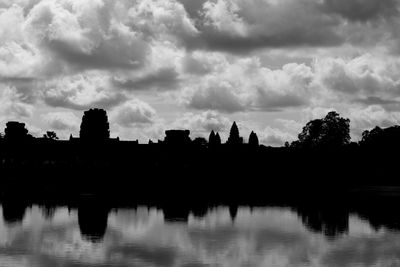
[0,205,397,267]
[1,0,400,145]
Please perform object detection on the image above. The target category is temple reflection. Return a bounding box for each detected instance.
[2,198,400,244]
[77,202,110,242]
[2,201,26,225]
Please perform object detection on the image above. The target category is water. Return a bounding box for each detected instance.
[0,203,399,267]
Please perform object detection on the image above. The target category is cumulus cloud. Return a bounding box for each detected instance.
[349,105,400,135]
[258,126,295,147]
[316,55,400,96]
[25,0,149,72]
[42,111,80,131]
[0,86,34,121]
[182,52,214,75]
[111,98,156,127]
[42,72,127,110]
[186,83,248,113]
[172,110,231,137]
[182,58,313,113]
[312,55,400,115]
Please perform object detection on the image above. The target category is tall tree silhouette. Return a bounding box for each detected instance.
[80,109,110,141]
[248,131,259,147]
[295,111,350,148]
[227,122,243,145]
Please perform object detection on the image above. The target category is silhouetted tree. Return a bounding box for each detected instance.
[361,126,383,145]
[295,111,350,148]
[80,109,110,141]
[43,131,58,140]
[360,125,400,148]
[227,122,243,145]
[4,121,30,142]
[248,131,259,147]
[164,130,191,145]
[193,137,208,146]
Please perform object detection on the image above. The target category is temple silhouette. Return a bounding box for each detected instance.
[0,108,399,200]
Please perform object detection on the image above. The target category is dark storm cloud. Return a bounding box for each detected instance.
[255,89,308,112]
[112,68,180,91]
[186,27,344,54]
[46,38,148,71]
[173,0,345,54]
[177,0,208,21]
[320,0,399,22]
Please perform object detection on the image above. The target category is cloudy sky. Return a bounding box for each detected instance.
[1,0,400,145]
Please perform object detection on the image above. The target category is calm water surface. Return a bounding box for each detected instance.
[0,204,398,267]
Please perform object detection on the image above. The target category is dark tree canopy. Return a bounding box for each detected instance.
[43,131,58,140]
[295,111,350,148]
[193,137,208,146]
[164,130,191,145]
[80,109,110,142]
[248,131,259,147]
[360,125,400,148]
[227,122,243,145]
[361,126,383,146]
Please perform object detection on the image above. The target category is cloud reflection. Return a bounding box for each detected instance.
[0,205,398,267]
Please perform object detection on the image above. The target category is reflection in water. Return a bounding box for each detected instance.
[78,203,110,242]
[0,203,399,266]
[298,206,349,238]
[1,202,26,226]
